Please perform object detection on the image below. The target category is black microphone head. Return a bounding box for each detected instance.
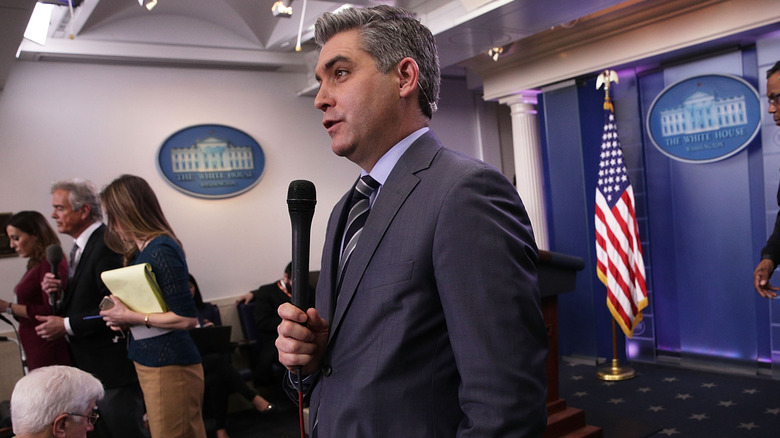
[46,244,63,265]
[287,180,317,210]
[287,180,316,202]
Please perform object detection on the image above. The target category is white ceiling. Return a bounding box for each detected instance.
[1,0,629,91]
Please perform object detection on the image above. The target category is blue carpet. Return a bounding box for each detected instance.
[559,359,780,437]
[222,359,780,437]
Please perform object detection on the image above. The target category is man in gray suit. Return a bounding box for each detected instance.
[277,5,548,437]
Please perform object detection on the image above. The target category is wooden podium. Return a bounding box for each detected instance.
[538,250,602,438]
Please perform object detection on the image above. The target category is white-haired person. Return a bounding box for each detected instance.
[11,365,104,438]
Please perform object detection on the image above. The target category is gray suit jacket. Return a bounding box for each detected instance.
[308,131,548,437]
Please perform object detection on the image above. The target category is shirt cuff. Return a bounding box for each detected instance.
[64,316,74,336]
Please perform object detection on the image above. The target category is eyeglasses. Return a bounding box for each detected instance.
[769,93,778,106]
[67,410,100,426]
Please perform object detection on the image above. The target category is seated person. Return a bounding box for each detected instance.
[237,262,313,382]
[191,274,222,327]
[10,365,104,438]
[189,275,272,438]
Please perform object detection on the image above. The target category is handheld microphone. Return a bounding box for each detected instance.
[46,244,64,313]
[46,244,63,279]
[287,180,316,311]
[286,179,316,438]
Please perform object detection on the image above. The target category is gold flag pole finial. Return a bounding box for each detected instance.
[596,70,619,111]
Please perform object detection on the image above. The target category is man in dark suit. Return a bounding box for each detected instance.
[37,179,149,438]
[237,262,295,381]
[276,6,548,437]
[753,60,780,299]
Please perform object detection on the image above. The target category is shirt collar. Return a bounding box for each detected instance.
[363,127,428,185]
[74,221,101,250]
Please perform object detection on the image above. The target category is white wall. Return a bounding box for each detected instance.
[0,60,499,304]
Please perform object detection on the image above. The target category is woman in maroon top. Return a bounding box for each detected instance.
[0,211,70,370]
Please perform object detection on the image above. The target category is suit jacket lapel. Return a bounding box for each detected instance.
[328,132,441,340]
[61,225,103,313]
[324,191,351,323]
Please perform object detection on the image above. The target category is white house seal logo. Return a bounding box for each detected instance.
[157,124,265,198]
[647,74,761,163]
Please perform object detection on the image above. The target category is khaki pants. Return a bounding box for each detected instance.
[134,362,207,438]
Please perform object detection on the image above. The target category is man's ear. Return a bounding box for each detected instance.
[397,57,420,98]
[79,203,91,221]
[52,413,69,437]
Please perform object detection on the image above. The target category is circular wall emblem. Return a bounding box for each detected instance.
[646,74,761,163]
[157,124,265,199]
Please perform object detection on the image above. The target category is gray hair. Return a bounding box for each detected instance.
[314,5,440,119]
[51,178,103,222]
[11,366,104,435]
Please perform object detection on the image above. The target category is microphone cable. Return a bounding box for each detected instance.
[297,371,305,438]
[0,313,28,375]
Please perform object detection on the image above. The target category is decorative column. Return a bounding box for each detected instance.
[499,91,548,250]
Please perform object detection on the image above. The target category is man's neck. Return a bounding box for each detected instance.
[70,220,97,240]
[19,430,52,438]
[358,118,429,172]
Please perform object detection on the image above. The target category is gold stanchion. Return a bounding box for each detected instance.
[597,318,636,381]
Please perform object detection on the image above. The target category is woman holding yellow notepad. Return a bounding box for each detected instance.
[99,174,206,438]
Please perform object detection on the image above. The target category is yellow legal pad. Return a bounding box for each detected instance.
[100,263,168,314]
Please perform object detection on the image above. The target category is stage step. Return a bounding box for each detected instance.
[544,399,603,438]
[557,425,603,438]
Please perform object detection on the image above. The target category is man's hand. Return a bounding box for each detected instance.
[40,272,63,298]
[35,315,67,340]
[236,292,254,305]
[276,303,329,376]
[754,258,779,299]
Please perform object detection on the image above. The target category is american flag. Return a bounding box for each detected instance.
[595,102,648,338]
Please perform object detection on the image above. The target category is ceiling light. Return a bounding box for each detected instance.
[138,0,157,11]
[272,0,293,18]
[24,2,55,46]
[488,46,504,62]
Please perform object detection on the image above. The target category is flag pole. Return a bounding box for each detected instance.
[594,69,643,381]
[597,317,636,381]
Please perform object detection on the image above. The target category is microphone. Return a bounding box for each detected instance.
[286,179,316,438]
[46,244,64,313]
[287,180,316,311]
[46,244,63,279]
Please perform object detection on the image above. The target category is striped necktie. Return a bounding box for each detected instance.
[337,175,380,289]
[68,243,79,279]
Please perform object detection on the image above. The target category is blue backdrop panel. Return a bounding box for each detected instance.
[641,51,759,364]
[640,72,681,356]
[541,84,600,360]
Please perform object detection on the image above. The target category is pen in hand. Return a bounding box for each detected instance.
[83,315,104,320]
